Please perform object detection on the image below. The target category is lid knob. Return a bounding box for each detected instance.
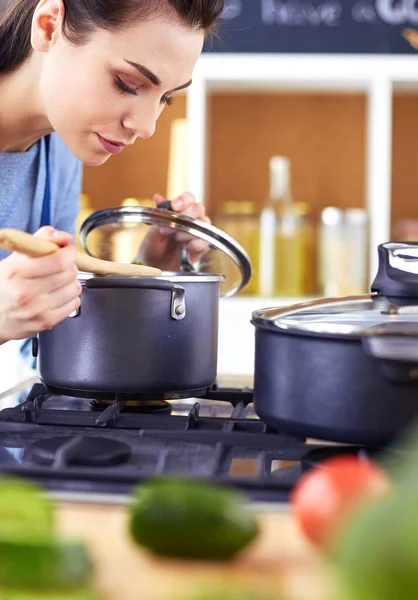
[371,242,418,298]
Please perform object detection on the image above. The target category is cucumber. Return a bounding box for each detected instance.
[129,477,258,560]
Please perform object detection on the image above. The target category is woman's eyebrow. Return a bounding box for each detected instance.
[124,60,161,85]
[170,80,193,92]
[124,59,192,92]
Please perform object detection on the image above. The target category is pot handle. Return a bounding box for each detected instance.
[362,323,418,386]
[84,278,186,321]
[85,277,177,291]
[371,242,418,298]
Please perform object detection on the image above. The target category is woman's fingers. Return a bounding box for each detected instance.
[0,228,81,343]
[34,226,73,247]
[10,245,78,279]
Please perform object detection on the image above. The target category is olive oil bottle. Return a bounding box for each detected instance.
[266,157,314,297]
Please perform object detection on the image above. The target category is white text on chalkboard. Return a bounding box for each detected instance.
[376,0,418,25]
[259,0,418,26]
[261,1,343,26]
[221,0,243,19]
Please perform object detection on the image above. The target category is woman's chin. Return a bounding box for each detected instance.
[82,153,112,166]
[63,136,112,166]
[75,148,112,166]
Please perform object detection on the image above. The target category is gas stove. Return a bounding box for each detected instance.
[0,379,385,505]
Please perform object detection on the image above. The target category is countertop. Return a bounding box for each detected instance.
[56,502,340,600]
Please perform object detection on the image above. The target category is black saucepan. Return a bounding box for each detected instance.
[35,202,252,399]
[251,242,418,445]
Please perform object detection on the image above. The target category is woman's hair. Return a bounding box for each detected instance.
[0,0,224,74]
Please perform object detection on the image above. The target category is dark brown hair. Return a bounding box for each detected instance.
[0,0,224,74]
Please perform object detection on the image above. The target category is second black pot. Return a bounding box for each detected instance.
[251,242,418,445]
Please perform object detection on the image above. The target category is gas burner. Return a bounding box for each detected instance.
[44,384,210,401]
[25,436,131,467]
[0,382,397,503]
[301,445,380,473]
[90,399,172,414]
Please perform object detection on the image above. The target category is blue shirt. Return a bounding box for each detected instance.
[0,133,82,363]
[0,133,82,260]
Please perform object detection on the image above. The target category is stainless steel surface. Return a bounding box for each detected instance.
[170,285,186,320]
[388,242,418,274]
[364,334,418,361]
[78,271,223,284]
[252,294,418,336]
[44,490,288,511]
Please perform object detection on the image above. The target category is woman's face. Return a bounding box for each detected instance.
[34,2,204,165]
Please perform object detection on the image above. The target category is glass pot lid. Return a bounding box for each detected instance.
[252,242,418,338]
[79,203,252,297]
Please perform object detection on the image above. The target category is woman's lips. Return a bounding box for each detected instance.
[97,134,126,155]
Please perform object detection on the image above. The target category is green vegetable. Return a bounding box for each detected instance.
[0,538,92,590]
[176,593,276,600]
[335,423,418,600]
[0,478,54,540]
[129,477,258,560]
[1,590,98,600]
[131,261,143,265]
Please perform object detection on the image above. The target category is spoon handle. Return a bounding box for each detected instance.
[0,228,58,256]
[0,228,162,277]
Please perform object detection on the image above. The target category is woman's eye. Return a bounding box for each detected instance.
[115,76,138,96]
[115,75,174,106]
[161,96,174,106]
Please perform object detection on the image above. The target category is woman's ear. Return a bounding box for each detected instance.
[31,0,65,53]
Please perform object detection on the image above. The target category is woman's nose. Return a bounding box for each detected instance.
[122,108,157,140]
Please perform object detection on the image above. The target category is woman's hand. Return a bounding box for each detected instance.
[137,192,211,271]
[0,227,82,345]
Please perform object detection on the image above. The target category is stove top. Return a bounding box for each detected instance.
[0,382,384,504]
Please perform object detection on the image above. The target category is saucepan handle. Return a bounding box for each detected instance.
[84,278,186,321]
[371,242,418,298]
[85,277,178,292]
[362,323,418,386]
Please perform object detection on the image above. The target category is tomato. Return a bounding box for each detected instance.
[290,455,392,551]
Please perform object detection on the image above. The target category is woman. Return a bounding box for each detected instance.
[0,0,223,346]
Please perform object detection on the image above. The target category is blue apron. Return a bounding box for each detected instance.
[40,135,51,228]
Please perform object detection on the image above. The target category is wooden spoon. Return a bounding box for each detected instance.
[0,228,162,277]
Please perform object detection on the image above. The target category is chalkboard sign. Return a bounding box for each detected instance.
[204,0,418,53]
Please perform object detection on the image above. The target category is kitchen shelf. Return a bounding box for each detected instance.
[186,53,418,283]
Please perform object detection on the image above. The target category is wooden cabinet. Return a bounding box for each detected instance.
[207,92,367,218]
[392,92,418,225]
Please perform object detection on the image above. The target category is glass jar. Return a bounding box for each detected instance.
[318,207,368,296]
[274,201,315,297]
[214,201,260,295]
